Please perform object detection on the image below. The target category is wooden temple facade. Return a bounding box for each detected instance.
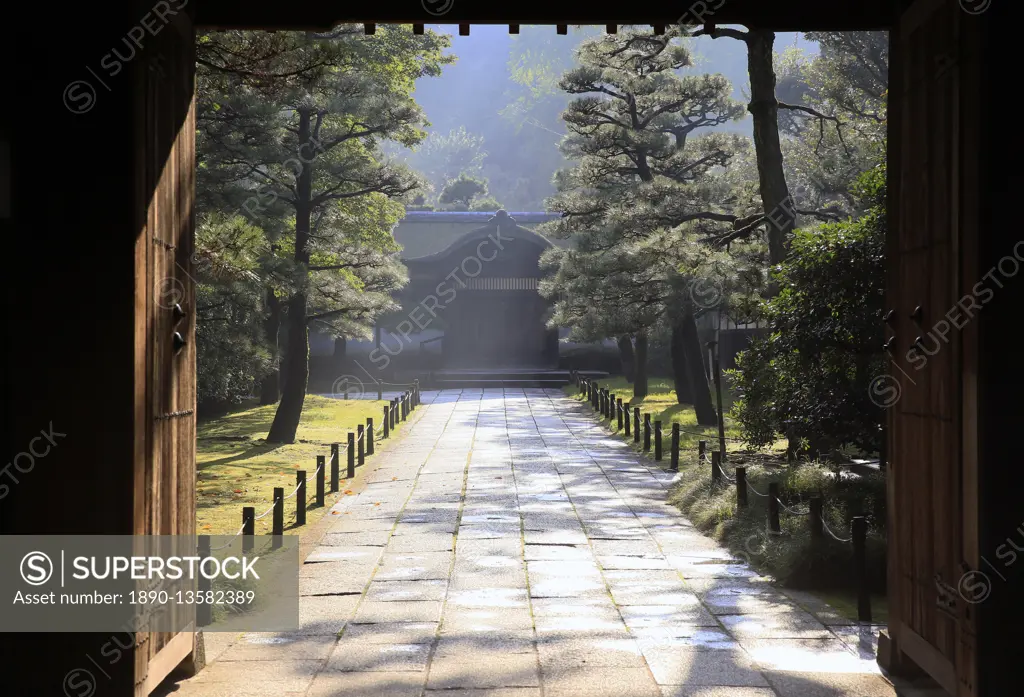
[1,0,1020,694]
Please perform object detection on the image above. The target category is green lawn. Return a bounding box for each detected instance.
[197,395,397,535]
[564,375,788,457]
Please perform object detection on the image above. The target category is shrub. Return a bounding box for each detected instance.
[728,164,886,455]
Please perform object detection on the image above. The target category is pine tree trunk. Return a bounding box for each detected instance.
[267,108,314,444]
[745,29,794,269]
[670,322,693,404]
[259,288,281,405]
[680,313,717,426]
[334,337,347,366]
[267,295,309,443]
[617,335,635,383]
[633,331,649,400]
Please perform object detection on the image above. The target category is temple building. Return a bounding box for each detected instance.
[310,209,570,375]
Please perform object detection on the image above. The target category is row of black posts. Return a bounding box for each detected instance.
[239,381,420,545]
[569,370,871,622]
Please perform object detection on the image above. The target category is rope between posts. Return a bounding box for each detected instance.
[283,460,324,500]
[822,519,852,543]
[209,524,245,551]
[746,481,769,497]
[775,498,810,516]
[253,501,277,520]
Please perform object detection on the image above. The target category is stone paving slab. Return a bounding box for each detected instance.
[160,389,896,697]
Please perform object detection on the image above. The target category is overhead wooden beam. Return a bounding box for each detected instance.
[556,24,567,34]
[364,23,375,34]
[509,24,519,34]
[459,23,469,35]
[195,1,896,31]
[606,24,617,34]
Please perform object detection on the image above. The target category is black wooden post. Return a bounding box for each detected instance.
[617,398,624,430]
[592,383,599,409]
[604,391,610,418]
[343,377,349,400]
[272,487,284,547]
[197,535,212,626]
[402,394,408,421]
[711,450,721,483]
[296,472,306,526]
[357,424,365,466]
[347,433,356,478]
[383,405,390,438]
[698,439,707,464]
[633,407,641,443]
[414,379,420,407]
[377,378,383,401]
[242,506,255,553]
[624,402,631,436]
[768,482,781,533]
[330,443,340,492]
[609,392,615,420]
[736,467,748,507]
[853,516,872,622]
[709,340,727,461]
[671,423,680,471]
[316,455,326,506]
[391,398,397,430]
[810,497,823,540]
[643,414,651,452]
[654,421,662,460]
[367,418,375,455]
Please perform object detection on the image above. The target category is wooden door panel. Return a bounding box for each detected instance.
[888,1,975,695]
[133,9,197,695]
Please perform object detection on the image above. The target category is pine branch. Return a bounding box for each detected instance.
[778,101,851,156]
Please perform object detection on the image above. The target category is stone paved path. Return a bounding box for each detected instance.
[165,389,896,697]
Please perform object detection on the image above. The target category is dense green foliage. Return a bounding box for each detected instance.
[729,164,887,455]
[194,215,273,407]
[194,28,453,419]
[437,173,502,211]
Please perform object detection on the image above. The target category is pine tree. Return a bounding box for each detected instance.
[197,28,452,442]
[539,28,747,417]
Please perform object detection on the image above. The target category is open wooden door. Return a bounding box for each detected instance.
[883,1,981,695]
[133,6,199,695]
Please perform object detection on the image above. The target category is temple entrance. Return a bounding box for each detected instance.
[444,288,551,368]
[399,210,559,370]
